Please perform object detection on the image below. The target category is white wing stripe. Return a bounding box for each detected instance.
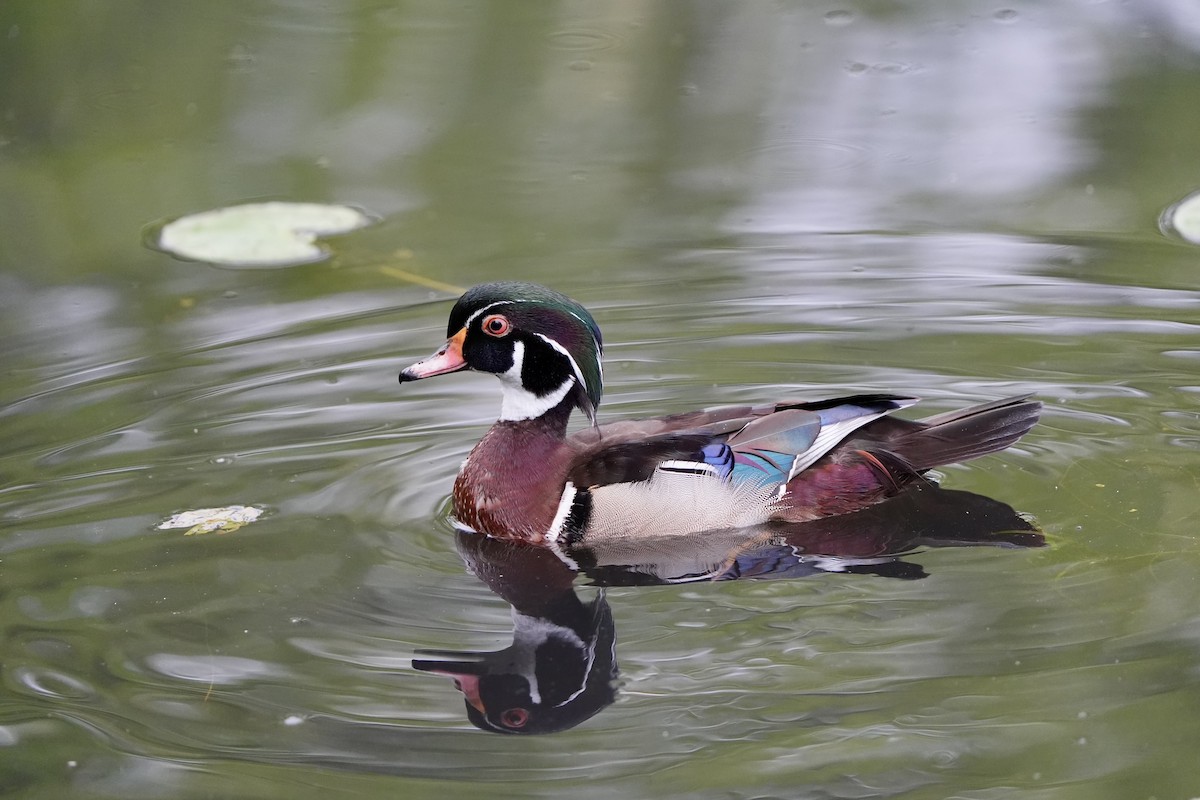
[785,410,892,482]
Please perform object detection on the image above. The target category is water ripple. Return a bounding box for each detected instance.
[12,667,96,701]
[546,28,626,52]
[144,654,291,685]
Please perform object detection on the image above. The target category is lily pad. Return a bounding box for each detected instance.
[151,202,375,268]
[157,505,264,535]
[1161,191,1200,245]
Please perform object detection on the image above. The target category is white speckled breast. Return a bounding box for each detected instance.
[583,470,779,542]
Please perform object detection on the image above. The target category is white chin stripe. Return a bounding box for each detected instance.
[498,340,575,421]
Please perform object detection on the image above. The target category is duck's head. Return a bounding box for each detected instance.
[399,282,604,424]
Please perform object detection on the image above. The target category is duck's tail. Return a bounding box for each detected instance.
[881,394,1042,472]
[776,395,1040,521]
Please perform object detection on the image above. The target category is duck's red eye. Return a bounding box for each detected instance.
[482,314,511,337]
[500,708,529,728]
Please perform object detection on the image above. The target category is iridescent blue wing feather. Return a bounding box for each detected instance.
[725,409,821,487]
[726,398,919,491]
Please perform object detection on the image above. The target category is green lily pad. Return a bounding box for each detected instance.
[151,202,375,268]
[1162,191,1200,245]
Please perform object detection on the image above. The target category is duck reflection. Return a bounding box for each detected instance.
[413,537,617,734]
[413,483,1042,734]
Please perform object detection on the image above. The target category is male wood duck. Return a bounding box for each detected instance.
[399,282,1040,550]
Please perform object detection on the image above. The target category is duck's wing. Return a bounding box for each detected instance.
[554,395,919,543]
[565,394,918,489]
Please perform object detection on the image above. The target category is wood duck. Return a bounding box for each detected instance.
[399,282,1040,550]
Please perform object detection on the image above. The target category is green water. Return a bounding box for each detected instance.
[4,2,1200,798]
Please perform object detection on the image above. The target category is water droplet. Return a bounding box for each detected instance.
[994,8,1019,22]
[824,9,855,26]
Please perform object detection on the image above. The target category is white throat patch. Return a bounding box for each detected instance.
[498,340,575,421]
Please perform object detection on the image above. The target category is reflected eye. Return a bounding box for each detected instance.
[500,708,529,729]
[482,314,511,337]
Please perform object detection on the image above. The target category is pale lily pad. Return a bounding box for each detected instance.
[1161,191,1200,245]
[157,505,264,535]
[152,202,375,268]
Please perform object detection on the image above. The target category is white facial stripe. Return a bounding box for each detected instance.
[564,309,602,354]
[462,299,527,329]
[498,340,575,421]
[531,332,590,399]
[562,309,603,386]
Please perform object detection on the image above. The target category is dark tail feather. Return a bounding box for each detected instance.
[884,394,1041,472]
